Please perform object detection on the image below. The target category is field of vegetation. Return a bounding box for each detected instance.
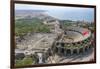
[15,18,50,36]
[15,56,34,67]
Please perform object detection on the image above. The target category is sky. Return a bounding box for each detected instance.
[15,4,94,22]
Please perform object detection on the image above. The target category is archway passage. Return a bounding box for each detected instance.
[61,43,64,47]
[56,42,59,45]
[66,49,71,55]
[55,47,58,53]
[89,45,92,49]
[79,48,83,54]
[85,46,88,52]
[73,49,78,55]
[61,48,64,55]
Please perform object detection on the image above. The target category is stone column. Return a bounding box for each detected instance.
[58,47,61,55]
[77,49,79,54]
[71,49,73,55]
[87,45,89,50]
[64,49,67,56]
[83,47,85,54]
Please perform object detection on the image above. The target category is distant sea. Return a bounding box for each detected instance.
[15,9,94,22]
[46,10,94,22]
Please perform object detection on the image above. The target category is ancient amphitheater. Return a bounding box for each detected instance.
[15,15,94,64]
[53,27,94,56]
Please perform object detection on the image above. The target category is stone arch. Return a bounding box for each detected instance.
[56,42,59,45]
[61,47,64,54]
[79,48,83,54]
[61,43,65,47]
[73,49,78,54]
[55,47,58,53]
[77,42,81,44]
[81,41,84,44]
[85,46,89,52]
[73,43,76,45]
[66,49,71,55]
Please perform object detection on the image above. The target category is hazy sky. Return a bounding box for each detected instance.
[15,4,94,11]
[15,4,94,22]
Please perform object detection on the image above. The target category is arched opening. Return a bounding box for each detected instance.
[81,41,84,44]
[64,49,67,56]
[73,49,77,55]
[56,42,59,45]
[79,48,83,54]
[66,49,71,55]
[77,42,81,44]
[89,45,91,49]
[48,48,52,56]
[55,47,58,53]
[85,46,88,52]
[61,48,64,55]
[73,43,75,45]
[61,43,64,47]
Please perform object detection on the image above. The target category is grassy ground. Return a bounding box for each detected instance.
[15,56,34,67]
[15,18,50,36]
